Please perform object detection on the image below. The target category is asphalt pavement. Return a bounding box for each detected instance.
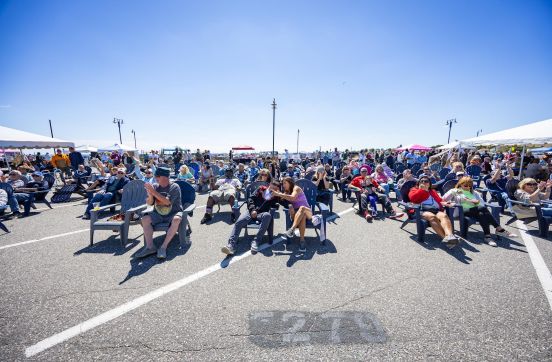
[1,190,551,361]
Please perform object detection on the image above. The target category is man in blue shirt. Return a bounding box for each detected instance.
[68,147,85,171]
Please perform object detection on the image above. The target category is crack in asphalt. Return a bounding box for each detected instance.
[84,342,230,354]
[305,276,418,333]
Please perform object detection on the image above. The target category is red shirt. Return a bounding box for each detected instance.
[408,187,444,211]
[351,176,380,190]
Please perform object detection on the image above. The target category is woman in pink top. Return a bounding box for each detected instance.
[272,176,312,252]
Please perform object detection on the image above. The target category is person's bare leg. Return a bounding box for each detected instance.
[436,212,453,236]
[160,216,181,249]
[299,215,307,240]
[141,215,155,249]
[423,212,445,238]
[291,207,305,229]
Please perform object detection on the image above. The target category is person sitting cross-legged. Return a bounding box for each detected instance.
[83,168,129,219]
[221,179,281,256]
[136,167,184,259]
[200,168,242,224]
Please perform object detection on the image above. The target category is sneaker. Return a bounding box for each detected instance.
[388,212,404,219]
[251,240,259,253]
[495,228,517,238]
[284,228,295,239]
[221,244,236,255]
[135,247,157,258]
[231,213,236,223]
[12,212,23,219]
[484,236,497,247]
[299,240,307,252]
[200,213,212,224]
[444,234,459,249]
[157,247,167,259]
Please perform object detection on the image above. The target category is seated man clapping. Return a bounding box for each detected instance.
[83,168,129,219]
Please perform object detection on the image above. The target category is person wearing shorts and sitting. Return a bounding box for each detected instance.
[136,167,184,259]
[408,176,459,248]
[201,168,242,224]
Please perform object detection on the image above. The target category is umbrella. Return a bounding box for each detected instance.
[232,145,255,151]
[396,144,432,152]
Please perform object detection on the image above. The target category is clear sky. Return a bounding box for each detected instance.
[1,0,551,152]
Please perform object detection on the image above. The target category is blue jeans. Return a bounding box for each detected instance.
[543,208,552,217]
[227,211,272,246]
[85,192,115,216]
[8,195,21,214]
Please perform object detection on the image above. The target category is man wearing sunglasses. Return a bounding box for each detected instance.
[83,168,129,219]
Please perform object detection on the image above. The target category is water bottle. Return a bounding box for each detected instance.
[234,199,239,208]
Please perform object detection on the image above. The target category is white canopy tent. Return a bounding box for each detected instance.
[462,118,552,146]
[437,141,475,150]
[0,125,75,149]
[75,145,98,152]
[461,118,552,177]
[97,143,137,153]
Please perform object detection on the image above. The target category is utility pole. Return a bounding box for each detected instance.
[476,129,483,137]
[446,118,457,144]
[49,119,55,154]
[131,129,137,149]
[113,118,124,144]
[296,129,300,155]
[271,99,277,159]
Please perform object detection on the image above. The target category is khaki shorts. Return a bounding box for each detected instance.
[210,189,235,204]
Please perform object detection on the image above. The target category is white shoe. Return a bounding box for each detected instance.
[495,228,517,238]
[485,237,497,247]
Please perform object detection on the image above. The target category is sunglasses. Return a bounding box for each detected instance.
[526,183,538,186]
[117,172,125,175]
[145,172,153,175]
[360,170,367,173]
[420,179,430,184]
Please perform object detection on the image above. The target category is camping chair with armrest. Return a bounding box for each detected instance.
[25,173,55,212]
[283,179,329,243]
[438,167,451,180]
[89,179,148,247]
[466,165,482,187]
[150,180,196,246]
[394,163,406,174]
[429,163,442,172]
[410,163,422,175]
[297,178,333,214]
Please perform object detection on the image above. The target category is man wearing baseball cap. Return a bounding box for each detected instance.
[136,167,184,259]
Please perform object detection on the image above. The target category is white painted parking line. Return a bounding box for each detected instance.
[0,229,90,250]
[24,207,355,357]
[517,221,552,311]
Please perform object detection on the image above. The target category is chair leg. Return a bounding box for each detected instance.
[120,227,127,248]
[44,199,53,209]
[0,221,9,233]
[90,228,94,246]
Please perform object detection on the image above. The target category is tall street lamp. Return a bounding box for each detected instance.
[271,98,277,159]
[446,118,457,144]
[131,129,137,149]
[113,117,124,144]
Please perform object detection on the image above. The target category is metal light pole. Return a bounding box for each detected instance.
[113,118,124,144]
[49,119,55,154]
[296,129,299,155]
[271,99,277,158]
[446,118,457,144]
[131,129,137,149]
[476,129,483,137]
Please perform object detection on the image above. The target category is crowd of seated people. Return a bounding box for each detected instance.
[3,146,552,258]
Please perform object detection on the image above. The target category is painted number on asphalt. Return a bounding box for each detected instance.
[248,310,387,347]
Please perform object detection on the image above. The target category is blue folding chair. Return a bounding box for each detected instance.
[438,167,451,180]
[466,165,482,187]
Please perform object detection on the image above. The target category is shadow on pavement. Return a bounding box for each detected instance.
[74,235,141,256]
[119,235,191,284]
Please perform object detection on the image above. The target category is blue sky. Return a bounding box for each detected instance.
[1,0,551,152]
